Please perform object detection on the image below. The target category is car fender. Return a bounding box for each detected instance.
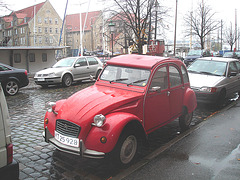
[60,70,73,80]
[2,76,20,85]
[84,112,143,153]
[183,87,197,113]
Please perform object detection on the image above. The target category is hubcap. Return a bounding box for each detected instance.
[6,81,18,95]
[120,135,137,164]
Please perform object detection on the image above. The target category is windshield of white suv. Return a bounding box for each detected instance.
[53,58,76,68]
[100,65,150,87]
[188,59,227,76]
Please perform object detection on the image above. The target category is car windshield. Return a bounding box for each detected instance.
[223,52,234,57]
[187,50,202,56]
[188,59,227,76]
[52,58,76,68]
[100,65,150,87]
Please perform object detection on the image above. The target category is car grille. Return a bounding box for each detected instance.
[56,119,81,138]
[36,74,49,77]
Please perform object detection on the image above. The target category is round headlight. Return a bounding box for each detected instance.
[93,114,106,127]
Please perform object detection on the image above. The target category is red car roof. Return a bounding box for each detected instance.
[107,54,170,69]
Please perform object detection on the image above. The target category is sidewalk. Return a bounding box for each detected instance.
[122,101,240,180]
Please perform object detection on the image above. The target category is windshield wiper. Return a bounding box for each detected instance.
[127,79,147,86]
[110,78,128,83]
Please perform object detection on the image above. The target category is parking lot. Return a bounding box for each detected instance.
[6,79,228,179]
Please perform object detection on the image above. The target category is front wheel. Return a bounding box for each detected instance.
[113,131,138,166]
[179,111,193,131]
[4,80,19,96]
[62,74,72,87]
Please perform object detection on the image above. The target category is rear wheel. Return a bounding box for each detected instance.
[179,111,193,131]
[95,70,102,80]
[62,74,72,87]
[4,80,19,96]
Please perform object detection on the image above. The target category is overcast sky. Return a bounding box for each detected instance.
[1,0,240,42]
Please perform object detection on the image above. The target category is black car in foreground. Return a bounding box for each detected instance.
[0,63,29,96]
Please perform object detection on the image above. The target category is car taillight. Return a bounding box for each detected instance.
[7,143,13,164]
[24,70,28,76]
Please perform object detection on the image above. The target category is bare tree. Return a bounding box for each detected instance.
[106,0,168,54]
[184,2,220,50]
[224,22,239,51]
[0,1,12,13]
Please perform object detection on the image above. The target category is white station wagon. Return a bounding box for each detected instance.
[34,56,103,87]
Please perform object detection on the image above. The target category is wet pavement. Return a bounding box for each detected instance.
[5,78,234,179]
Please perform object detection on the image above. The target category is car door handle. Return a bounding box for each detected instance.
[87,67,90,69]
[167,91,170,96]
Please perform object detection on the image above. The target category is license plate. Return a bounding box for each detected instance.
[55,131,79,147]
[37,78,45,81]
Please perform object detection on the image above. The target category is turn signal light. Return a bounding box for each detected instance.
[44,118,49,124]
[100,136,107,144]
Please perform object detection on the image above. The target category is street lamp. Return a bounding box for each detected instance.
[108,21,115,56]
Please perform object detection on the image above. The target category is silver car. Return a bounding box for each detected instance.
[187,57,240,104]
[34,56,103,87]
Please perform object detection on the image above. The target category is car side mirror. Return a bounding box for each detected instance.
[74,64,80,68]
[149,86,161,92]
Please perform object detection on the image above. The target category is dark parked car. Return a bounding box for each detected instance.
[0,63,29,96]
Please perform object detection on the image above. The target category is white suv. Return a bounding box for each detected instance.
[0,84,19,179]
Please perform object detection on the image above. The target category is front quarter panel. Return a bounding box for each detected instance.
[84,112,142,153]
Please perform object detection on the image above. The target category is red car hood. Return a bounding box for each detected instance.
[56,84,143,126]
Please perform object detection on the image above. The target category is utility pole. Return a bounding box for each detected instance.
[173,0,178,56]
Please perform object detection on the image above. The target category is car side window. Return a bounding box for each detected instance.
[181,65,189,84]
[0,65,10,71]
[76,58,88,66]
[235,61,240,73]
[169,65,182,87]
[149,66,168,90]
[87,57,98,65]
[228,62,238,75]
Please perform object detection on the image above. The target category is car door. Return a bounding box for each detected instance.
[144,65,170,133]
[86,57,100,77]
[168,64,184,118]
[72,57,90,80]
[226,61,239,95]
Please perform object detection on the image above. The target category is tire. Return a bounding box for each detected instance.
[114,131,138,166]
[62,74,72,87]
[179,111,193,131]
[216,89,226,107]
[4,80,19,96]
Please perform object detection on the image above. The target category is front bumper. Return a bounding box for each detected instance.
[34,77,62,85]
[194,91,219,104]
[43,127,105,159]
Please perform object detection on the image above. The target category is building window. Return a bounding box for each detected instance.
[45,37,48,43]
[39,36,42,44]
[11,21,13,26]
[49,27,52,33]
[15,29,17,35]
[34,36,37,44]
[14,54,21,63]
[42,53,47,62]
[49,37,53,44]
[38,17,42,23]
[45,27,48,33]
[20,37,25,45]
[44,18,48,24]
[24,17,27,23]
[29,53,35,62]
[15,39,18,45]
[49,18,52,24]
[55,18,58,25]
[38,27,42,33]
[55,28,58,33]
